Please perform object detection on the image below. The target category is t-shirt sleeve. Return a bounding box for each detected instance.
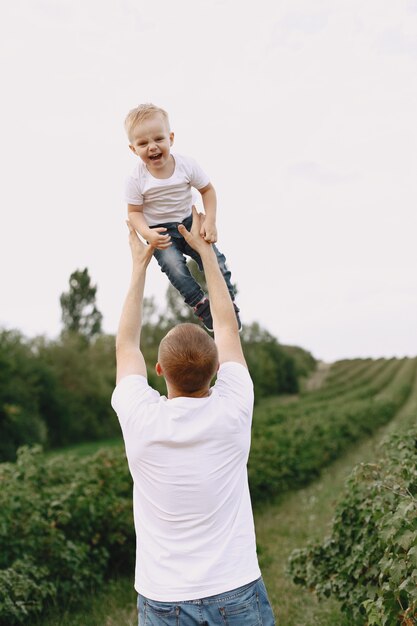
[111,375,160,435]
[214,362,254,424]
[183,156,210,190]
[124,175,143,205]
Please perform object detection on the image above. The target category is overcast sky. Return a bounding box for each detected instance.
[1,0,416,362]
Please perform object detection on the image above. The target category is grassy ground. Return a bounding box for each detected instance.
[39,365,417,626]
[256,429,384,625]
[35,578,137,626]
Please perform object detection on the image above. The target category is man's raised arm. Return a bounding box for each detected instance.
[178,208,246,368]
[115,222,154,384]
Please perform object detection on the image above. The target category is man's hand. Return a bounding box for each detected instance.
[145,227,172,250]
[126,221,155,267]
[200,217,218,244]
[178,207,210,254]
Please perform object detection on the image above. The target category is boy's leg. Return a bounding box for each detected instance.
[183,241,241,331]
[210,245,241,329]
[153,242,204,307]
[151,218,213,330]
[212,244,235,300]
[184,242,235,301]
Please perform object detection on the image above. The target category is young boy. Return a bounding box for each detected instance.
[124,103,240,331]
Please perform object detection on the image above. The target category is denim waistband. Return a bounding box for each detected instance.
[149,213,192,230]
[165,577,262,606]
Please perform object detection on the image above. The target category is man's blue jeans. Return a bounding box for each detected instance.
[137,577,276,625]
[152,214,235,308]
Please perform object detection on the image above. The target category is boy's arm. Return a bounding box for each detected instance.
[198,183,218,244]
[178,208,246,368]
[115,222,154,384]
[127,204,172,249]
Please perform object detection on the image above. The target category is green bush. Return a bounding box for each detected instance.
[0,329,119,461]
[288,429,417,625]
[0,445,133,625]
[249,358,416,503]
[0,559,56,624]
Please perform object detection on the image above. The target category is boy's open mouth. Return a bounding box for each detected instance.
[149,154,162,161]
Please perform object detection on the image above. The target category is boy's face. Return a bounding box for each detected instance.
[129,114,174,175]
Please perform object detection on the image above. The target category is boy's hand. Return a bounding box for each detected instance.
[200,217,217,244]
[178,207,211,254]
[146,227,172,249]
[126,221,155,267]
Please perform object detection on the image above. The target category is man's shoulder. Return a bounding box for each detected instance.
[213,362,254,420]
[216,361,253,389]
[111,375,163,439]
[111,374,160,415]
[218,361,251,374]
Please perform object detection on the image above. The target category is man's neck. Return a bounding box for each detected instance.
[167,386,210,400]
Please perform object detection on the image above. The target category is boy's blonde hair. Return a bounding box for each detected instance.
[124,103,170,141]
[158,323,218,394]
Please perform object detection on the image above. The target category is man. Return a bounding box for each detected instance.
[111,208,275,624]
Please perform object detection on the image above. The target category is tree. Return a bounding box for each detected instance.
[60,268,103,342]
[0,329,47,461]
[241,322,299,398]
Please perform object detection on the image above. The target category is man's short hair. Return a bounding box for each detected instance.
[158,324,218,393]
[124,103,170,141]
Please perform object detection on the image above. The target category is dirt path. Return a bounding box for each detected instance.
[304,360,332,391]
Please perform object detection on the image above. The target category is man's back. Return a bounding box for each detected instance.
[112,362,261,601]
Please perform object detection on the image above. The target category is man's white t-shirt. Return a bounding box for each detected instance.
[111,362,261,601]
[124,153,210,226]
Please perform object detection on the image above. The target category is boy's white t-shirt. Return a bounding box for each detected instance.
[124,153,210,226]
[111,362,261,601]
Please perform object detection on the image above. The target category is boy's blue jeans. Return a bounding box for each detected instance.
[137,577,276,625]
[151,214,235,308]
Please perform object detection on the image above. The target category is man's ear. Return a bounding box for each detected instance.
[169,131,174,146]
[155,362,163,376]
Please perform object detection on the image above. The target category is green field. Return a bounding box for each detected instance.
[2,357,417,625]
